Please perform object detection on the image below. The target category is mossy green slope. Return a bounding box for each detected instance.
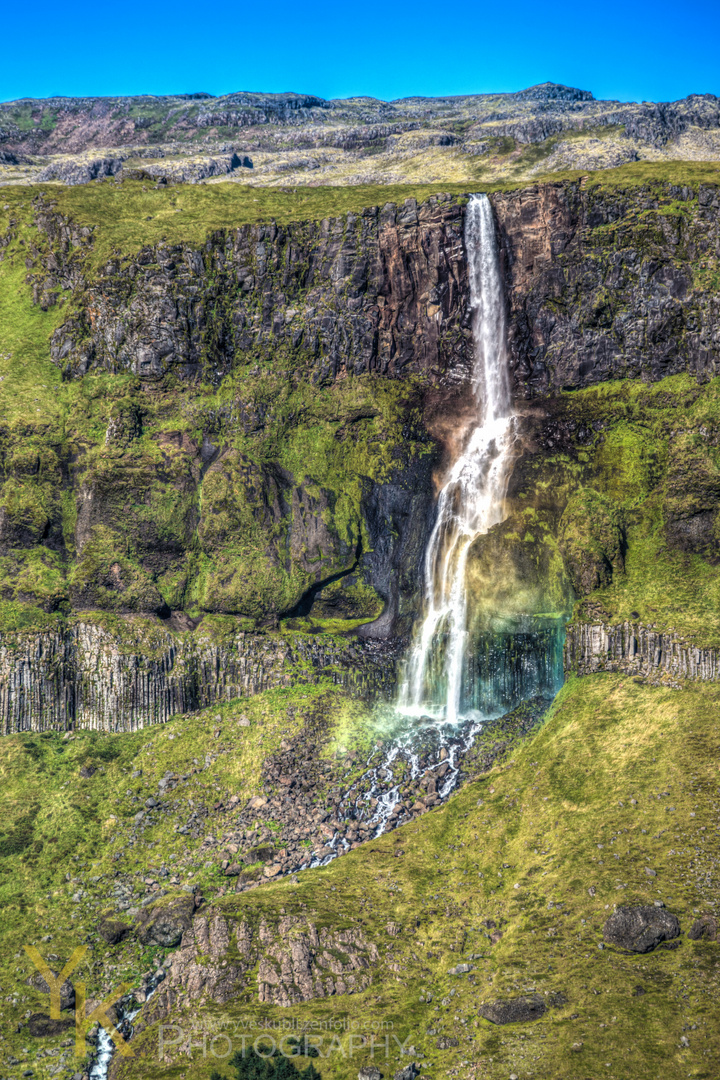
[0,675,718,1079]
[123,674,720,1080]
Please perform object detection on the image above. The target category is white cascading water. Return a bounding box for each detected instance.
[399,193,517,723]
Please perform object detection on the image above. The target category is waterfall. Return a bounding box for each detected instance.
[399,194,517,723]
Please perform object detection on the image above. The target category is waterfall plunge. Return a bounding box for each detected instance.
[399,194,517,723]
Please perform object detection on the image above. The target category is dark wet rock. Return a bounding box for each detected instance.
[137,894,195,947]
[688,915,718,941]
[28,1013,74,1037]
[603,906,680,952]
[479,994,547,1024]
[98,917,132,945]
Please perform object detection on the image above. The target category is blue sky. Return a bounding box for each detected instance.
[3,0,719,104]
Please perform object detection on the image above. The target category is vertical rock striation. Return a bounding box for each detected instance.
[0,621,397,734]
[564,621,720,682]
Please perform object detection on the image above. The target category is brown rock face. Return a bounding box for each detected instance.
[494,181,720,393]
[48,197,472,387]
[166,911,378,1006]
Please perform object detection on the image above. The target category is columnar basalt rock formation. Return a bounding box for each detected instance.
[0,621,397,733]
[564,621,720,682]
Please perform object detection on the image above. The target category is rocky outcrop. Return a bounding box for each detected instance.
[137,894,196,947]
[34,157,124,185]
[127,152,253,184]
[564,620,720,682]
[47,195,471,385]
[557,490,625,596]
[166,910,377,1005]
[0,619,397,733]
[603,906,680,952]
[494,181,720,393]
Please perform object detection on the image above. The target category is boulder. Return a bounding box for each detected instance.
[235,868,262,888]
[98,917,132,945]
[245,844,276,864]
[479,994,547,1024]
[26,971,75,1011]
[688,915,718,941]
[358,1068,383,1080]
[137,894,195,947]
[603,906,680,952]
[393,1067,419,1080]
[28,1013,74,1037]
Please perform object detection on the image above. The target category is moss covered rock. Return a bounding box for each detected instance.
[558,489,625,596]
[466,509,574,630]
[663,431,720,556]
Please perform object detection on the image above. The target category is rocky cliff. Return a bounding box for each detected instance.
[495,180,720,393]
[44,194,471,384]
[44,180,720,396]
[3,177,720,731]
[0,618,396,734]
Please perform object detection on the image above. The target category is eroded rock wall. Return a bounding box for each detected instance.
[564,620,720,682]
[0,620,397,734]
[46,195,472,386]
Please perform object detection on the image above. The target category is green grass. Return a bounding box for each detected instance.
[77,674,720,1080]
[1,654,719,1078]
[1,162,715,277]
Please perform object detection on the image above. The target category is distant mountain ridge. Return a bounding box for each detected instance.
[2,82,720,187]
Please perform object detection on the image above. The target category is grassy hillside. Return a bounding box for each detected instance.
[0,674,718,1079]
[3,162,720,270]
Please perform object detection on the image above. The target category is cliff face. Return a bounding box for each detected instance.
[495,181,720,394]
[45,195,472,386]
[45,180,720,399]
[3,178,720,731]
[0,618,396,734]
